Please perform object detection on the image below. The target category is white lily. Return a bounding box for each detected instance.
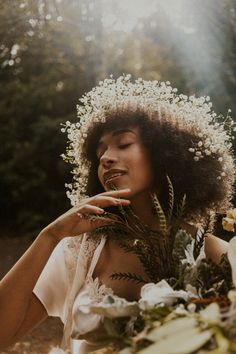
[139,280,189,309]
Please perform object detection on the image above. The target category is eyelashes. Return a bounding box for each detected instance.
[118,143,132,149]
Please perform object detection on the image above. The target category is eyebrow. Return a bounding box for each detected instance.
[111,128,135,137]
[98,129,136,145]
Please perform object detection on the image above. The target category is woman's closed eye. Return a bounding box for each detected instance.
[118,143,132,149]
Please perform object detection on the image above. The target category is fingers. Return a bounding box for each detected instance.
[90,188,131,207]
[99,188,131,197]
[76,204,113,228]
[90,195,130,208]
[77,204,105,216]
[74,189,131,221]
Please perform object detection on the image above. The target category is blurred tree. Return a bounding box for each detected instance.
[0,0,83,235]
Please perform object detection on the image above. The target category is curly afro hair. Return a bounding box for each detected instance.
[82,104,235,223]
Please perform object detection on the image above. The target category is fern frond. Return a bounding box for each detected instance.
[166,175,174,222]
[171,194,186,237]
[193,228,205,260]
[124,205,149,234]
[176,194,186,220]
[110,272,148,284]
[151,193,167,235]
[193,213,214,260]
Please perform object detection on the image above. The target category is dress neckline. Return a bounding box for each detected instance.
[85,236,114,298]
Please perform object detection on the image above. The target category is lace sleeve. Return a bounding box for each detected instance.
[33,236,83,323]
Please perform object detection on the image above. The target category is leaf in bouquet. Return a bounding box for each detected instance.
[166,175,174,222]
[193,227,206,261]
[79,321,118,345]
[171,194,186,237]
[138,327,212,354]
[193,213,215,261]
[207,328,230,354]
[145,317,198,342]
[151,193,168,235]
[144,306,172,321]
[111,272,149,285]
[89,295,140,318]
[172,229,192,263]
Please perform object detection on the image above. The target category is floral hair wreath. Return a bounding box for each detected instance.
[61,74,236,212]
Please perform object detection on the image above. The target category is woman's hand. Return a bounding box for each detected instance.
[42,188,131,243]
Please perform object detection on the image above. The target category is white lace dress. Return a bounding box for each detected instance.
[33,234,113,354]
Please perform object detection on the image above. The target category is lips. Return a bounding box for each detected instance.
[103,169,126,185]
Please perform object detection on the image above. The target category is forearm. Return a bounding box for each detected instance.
[0,230,58,343]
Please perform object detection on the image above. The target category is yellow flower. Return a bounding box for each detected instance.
[222,216,235,232]
[226,208,236,220]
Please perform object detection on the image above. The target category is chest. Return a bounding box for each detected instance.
[92,240,147,301]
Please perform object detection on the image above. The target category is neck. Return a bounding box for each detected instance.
[130,192,160,231]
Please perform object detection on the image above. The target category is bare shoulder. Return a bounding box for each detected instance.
[180,221,228,263]
[204,234,228,263]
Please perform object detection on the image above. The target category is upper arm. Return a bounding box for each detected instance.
[204,234,228,263]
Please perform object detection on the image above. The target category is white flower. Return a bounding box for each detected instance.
[222,209,236,232]
[87,294,140,318]
[139,280,189,309]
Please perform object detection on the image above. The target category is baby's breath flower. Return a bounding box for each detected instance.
[61,74,235,214]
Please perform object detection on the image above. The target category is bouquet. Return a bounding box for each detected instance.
[50,181,236,354]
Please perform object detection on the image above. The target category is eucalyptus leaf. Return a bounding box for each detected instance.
[139,328,212,354]
[146,316,197,342]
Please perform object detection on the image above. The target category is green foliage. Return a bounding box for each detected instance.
[90,182,233,298]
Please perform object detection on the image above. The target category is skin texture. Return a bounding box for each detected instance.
[0,127,229,349]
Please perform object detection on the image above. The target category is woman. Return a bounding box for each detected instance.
[0,75,235,353]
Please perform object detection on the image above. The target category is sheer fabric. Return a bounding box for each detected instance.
[33,234,111,353]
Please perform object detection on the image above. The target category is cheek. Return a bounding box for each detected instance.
[133,149,154,184]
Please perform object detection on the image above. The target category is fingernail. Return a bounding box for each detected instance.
[98,208,104,213]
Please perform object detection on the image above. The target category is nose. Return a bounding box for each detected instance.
[100,148,117,167]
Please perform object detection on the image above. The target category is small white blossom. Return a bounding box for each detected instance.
[139,280,189,309]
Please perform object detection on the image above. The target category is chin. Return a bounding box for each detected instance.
[105,181,130,191]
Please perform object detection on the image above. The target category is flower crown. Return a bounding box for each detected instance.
[61,74,235,209]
